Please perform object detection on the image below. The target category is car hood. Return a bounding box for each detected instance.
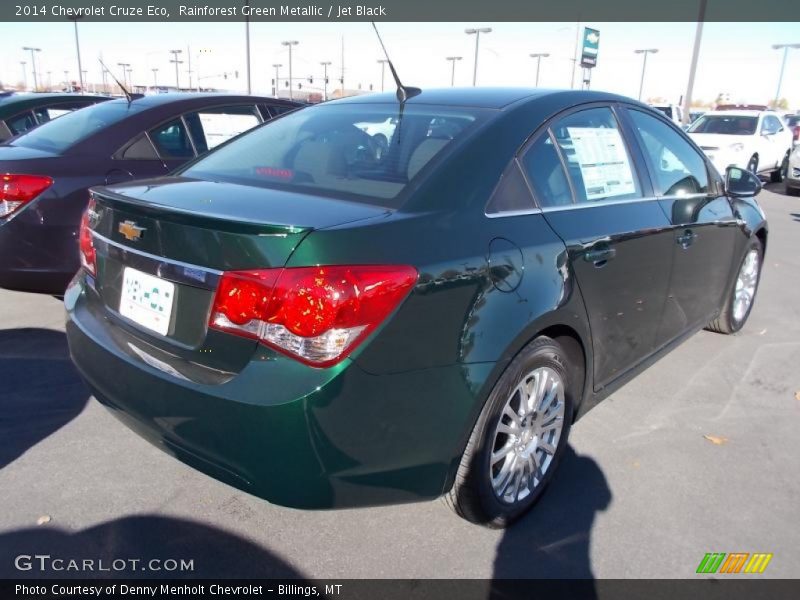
[688,133,752,149]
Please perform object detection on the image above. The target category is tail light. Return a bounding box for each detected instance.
[793,126,800,142]
[79,197,97,276]
[210,265,418,367]
[0,173,52,218]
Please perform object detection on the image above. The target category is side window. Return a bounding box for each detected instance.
[117,134,159,160]
[486,162,536,214]
[183,105,261,154]
[550,107,641,204]
[767,115,783,133]
[149,118,194,159]
[629,109,709,196]
[520,133,573,208]
[6,110,37,135]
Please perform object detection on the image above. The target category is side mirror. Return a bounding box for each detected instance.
[725,166,762,198]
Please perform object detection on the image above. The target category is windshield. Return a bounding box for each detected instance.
[8,101,142,153]
[182,103,487,206]
[688,115,757,135]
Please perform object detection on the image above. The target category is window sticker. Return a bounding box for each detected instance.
[198,112,260,149]
[566,127,637,201]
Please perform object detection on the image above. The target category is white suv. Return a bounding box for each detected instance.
[687,110,792,182]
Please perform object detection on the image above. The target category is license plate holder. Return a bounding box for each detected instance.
[119,267,175,336]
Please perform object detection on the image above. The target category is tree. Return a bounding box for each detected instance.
[769,98,789,110]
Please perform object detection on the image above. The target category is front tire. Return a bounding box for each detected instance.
[707,239,763,334]
[771,152,789,183]
[445,337,574,528]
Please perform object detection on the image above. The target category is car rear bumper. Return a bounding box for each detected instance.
[64,274,494,509]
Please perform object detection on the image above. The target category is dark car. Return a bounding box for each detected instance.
[0,93,300,293]
[65,89,767,527]
[0,91,109,142]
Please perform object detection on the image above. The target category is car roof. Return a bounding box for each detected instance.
[702,110,769,117]
[0,91,108,110]
[327,87,643,110]
[123,92,299,108]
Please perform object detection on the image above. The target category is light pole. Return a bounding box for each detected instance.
[63,70,69,91]
[529,53,550,87]
[272,63,282,98]
[465,27,492,86]
[22,47,41,90]
[771,43,800,108]
[282,41,299,100]
[681,0,707,126]
[126,68,133,89]
[244,0,251,94]
[170,49,183,89]
[634,48,659,102]
[377,59,388,92]
[320,61,331,101]
[117,63,130,89]
[46,70,52,91]
[68,16,85,93]
[446,56,462,86]
[152,68,159,90]
[20,61,27,90]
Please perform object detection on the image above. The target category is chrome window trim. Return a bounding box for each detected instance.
[91,230,222,289]
[488,192,711,217]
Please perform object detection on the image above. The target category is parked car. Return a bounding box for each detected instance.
[689,110,705,123]
[0,91,110,142]
[786,145,800,196]
[651,103,684,125]
[783,114,800,147]
[687,109,792,181]
[65,88,767,528]
[0,93,300,294]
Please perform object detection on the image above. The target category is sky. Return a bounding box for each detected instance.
[1,21,799,107]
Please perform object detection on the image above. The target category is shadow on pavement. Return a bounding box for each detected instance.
[0,514,308,579]
[491,447,611,596]
[0,328,90,470]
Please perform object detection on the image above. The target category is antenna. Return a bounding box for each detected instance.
[99,57,133,103]
[371,22,421,103]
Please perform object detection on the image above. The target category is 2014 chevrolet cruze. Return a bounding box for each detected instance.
[65,89,767,527]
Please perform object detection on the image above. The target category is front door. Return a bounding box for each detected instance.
[518,105,674,389]
[624,108,739,340]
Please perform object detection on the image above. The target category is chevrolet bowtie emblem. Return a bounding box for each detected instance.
[118,220,146,241]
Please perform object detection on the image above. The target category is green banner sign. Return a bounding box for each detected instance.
[581,27,600,68]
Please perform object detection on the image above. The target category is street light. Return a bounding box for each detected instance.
[169,49,183,89]
[465,27,492,86]
[445,56,462,87]
[152,68,159,89]
[282,41,299,100]
[68,16,85,94]
[19,61,27,90]
[117,63,130,89]
[771,43,800,108]
[634,48,659,102]
[377,59,388,92]
[529,53,550,87]
[63,70,69,91]
[320,61,331,101]
[272,63,282,98]
[22,47,41,90]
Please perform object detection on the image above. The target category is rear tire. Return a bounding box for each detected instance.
[445,337,574,528]
[707,239,763,334]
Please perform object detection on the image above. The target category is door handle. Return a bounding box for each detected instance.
[584,247,616,266]
[676,230,695,249]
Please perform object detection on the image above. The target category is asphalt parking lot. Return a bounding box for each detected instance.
[1,184,798,581]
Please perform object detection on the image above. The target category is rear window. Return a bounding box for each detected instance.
[688,115,757,135]
[181,103,486,206]
[9,101,143,153]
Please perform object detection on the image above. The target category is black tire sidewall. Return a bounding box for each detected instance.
[726,240,763,332]
[473,340,574,525]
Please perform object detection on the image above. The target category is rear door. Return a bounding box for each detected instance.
[624,107,738,339]
[519,104,674,389]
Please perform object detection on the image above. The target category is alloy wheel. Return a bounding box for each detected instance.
[490,366,565,505]
[733,248,760,322]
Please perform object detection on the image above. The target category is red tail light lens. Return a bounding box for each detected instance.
[79,197,97,276]
[0,173,53,218]
[210,265,418,367]
[793,126,800,142]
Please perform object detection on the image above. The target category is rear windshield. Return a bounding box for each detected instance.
[9,101,142,153]
[688,115,757,135]
[181,103,487,206]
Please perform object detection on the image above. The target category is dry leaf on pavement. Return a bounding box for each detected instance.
[703,435,728,445]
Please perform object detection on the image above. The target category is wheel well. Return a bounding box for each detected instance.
[755,227,767,253]
[538,325,587,421]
